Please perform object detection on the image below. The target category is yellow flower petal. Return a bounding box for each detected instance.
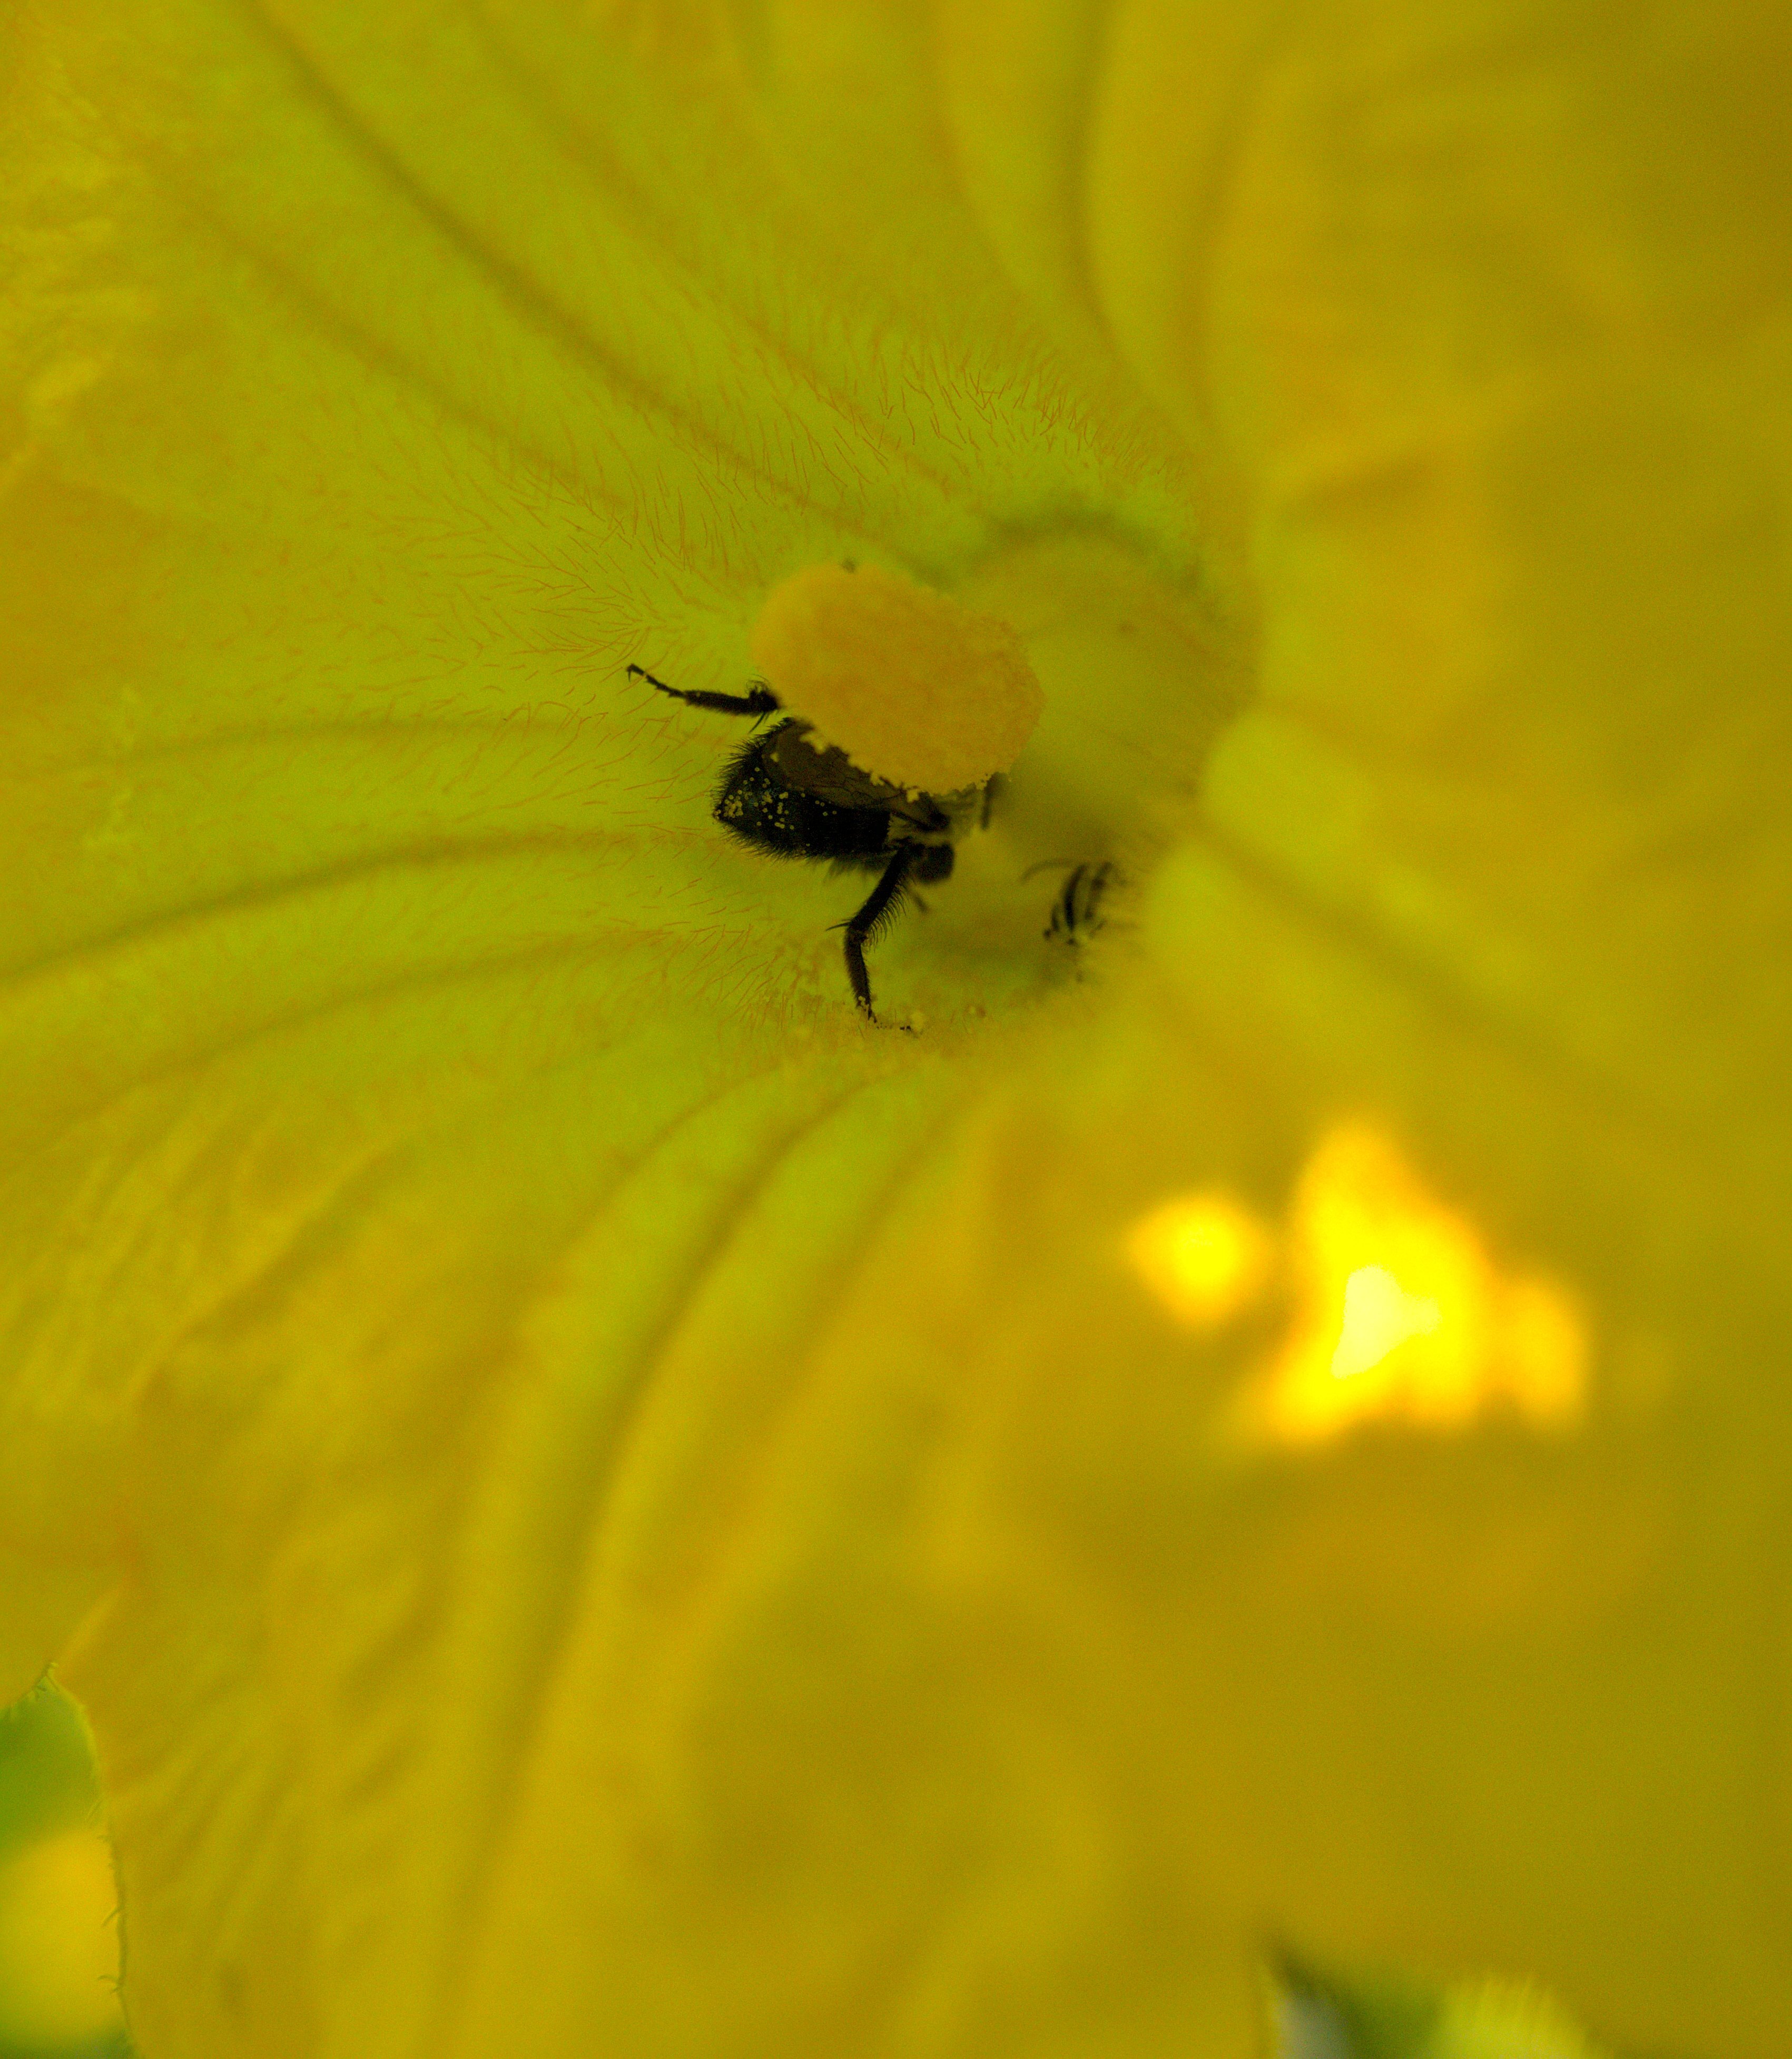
[4,4,1788,2058]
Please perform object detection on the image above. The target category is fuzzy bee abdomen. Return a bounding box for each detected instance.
[713,735,893,863]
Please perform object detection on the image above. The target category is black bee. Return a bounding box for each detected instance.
[632,664,984,1021]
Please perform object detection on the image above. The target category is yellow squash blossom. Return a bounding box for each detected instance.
[3,2,1788,2055]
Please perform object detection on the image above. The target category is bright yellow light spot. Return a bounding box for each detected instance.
[0,1828,123,2044]
[750,562,1043,794]
[1254,1125,1588,1446]
[1126,1191,1273,1327]
[1331,1264,1441,1381]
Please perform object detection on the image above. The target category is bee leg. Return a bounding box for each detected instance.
[628,664,781,720]
[838,844,919,1021]
[1077,861,1116,932]
[1040,860,1116,942]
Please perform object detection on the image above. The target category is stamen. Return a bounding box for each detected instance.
[750,562,1043,794]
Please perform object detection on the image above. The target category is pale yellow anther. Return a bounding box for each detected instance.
[749,563,1043,794]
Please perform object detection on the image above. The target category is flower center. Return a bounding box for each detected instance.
[955,529,1252,880]
[749,530,1251,1024]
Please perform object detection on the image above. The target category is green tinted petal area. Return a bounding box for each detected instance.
[0,1687,125,2052]
[0,0,1179,1675]
[4,3,1789,2057]
[1,2,1232,2051]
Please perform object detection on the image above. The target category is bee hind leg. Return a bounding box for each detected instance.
[835,844,921,1021]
